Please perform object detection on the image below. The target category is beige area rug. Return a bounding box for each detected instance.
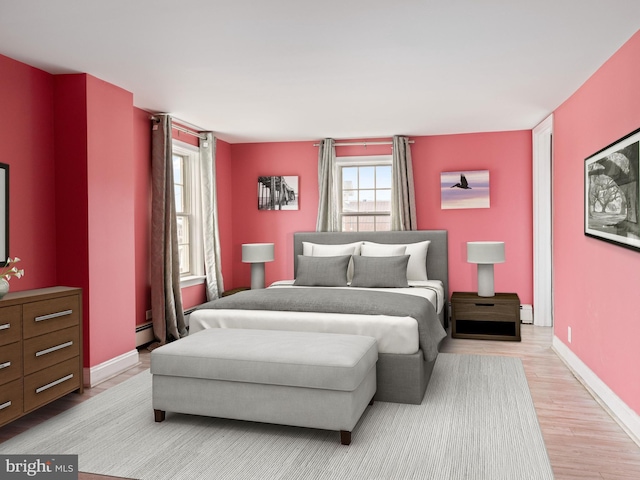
[0,353,554,480]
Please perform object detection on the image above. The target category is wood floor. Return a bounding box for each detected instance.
[1,325,639,479]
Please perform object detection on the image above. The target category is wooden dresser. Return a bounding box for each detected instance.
[0,286,83,427]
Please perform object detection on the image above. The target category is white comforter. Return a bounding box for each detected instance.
[188,280,444,355]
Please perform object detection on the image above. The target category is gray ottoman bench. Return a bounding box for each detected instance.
[151,328,378,445]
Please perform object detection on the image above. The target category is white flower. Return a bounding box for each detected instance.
[1,257,25,282]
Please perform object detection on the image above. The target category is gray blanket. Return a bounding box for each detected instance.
[197,288,447,362]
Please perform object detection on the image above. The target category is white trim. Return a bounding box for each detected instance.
[83,349,140,388]
[532,115,554,326]
[180,275,206,288]
[552,336,640,447]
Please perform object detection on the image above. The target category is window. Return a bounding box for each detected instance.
[338,156,392,232]
[172,141,203,281]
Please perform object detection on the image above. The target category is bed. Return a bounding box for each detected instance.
[190,230,449,404]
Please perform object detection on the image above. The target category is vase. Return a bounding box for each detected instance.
[0,278,9,299]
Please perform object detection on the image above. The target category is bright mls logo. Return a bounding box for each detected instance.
[1,455,78,479]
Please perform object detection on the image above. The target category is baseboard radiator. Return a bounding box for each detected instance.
[135,321,154,347]
[136,307,199,347]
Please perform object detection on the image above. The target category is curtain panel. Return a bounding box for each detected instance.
[391,135,417,231]
[316,138,339,232]
[150,115,187,345]
[199,133,224,301]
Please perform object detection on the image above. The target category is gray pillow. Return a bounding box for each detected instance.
[350,255,410,288]
[293,255,351,287]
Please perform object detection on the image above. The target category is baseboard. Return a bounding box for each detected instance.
[552,336,640,447]
[83,349,140,388]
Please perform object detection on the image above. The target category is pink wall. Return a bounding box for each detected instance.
[133,108,151,325]
[228,133,533,304]
[85,75,136,365]
[54,74,137,367]
[412,132,533,304]
[215,139,234,290]
[553,31,640,414]
[229,141,318,288]
[0,54,57,291]
[54,75,91,364]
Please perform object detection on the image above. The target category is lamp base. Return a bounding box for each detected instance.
[477,264,495,297]
[250,263,266,289]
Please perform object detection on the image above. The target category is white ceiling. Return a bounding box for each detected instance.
[1,1,639,143]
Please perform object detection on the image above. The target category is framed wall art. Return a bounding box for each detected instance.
[258,175,299,210]
[441,170,490,209]
[585,127,640,251]
[0,163,8,264]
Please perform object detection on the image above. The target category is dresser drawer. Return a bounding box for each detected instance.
[24,357,81,413]
[23,295,80,339]
[23,326,80,375]
[0,305,21,346]
[0,341,22,385]
[0,378,23,426]
[453,301,516,321]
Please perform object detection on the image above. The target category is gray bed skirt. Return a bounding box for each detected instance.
[376,351,435,404]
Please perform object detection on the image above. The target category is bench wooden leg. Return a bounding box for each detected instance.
[154,409,166,422]
[340,430,351,445]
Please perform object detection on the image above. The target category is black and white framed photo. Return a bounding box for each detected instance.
[0,163,8,264]
[257,176,299,210]
[585,127,640,251]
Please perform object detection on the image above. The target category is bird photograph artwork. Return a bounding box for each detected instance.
[451,174,472,189]
[441,170,490,209]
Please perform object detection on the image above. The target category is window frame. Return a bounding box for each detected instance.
[335,155,393,232]
[172,140,204,286]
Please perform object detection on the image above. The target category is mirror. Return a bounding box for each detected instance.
[0,163,8,264]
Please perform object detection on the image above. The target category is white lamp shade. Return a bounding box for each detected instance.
[467,241,505,264]
[242,243,275,263]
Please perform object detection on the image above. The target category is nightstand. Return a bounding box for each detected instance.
[451,292,521,341]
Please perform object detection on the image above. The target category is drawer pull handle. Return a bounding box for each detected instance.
[474,303,495,307]
[36,374,74,394]
[0,323,10,331]
[0,361,11,370]
[0,401,11,411]
[35,309,73,322]
[36,341,74,357]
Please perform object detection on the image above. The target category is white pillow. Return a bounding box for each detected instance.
[302,241,362,257]
[362,240,430,281]
[361,244,406,257]
[301,241,363,282]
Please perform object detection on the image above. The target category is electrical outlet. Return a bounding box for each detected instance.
[568,326,572,343]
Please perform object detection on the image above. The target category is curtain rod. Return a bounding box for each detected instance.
[312,140,414,147]
[149,115,207,140]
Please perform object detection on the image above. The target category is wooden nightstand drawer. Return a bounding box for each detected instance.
[23,295,80,339]
[0,341,22,385]
[24,357,81,413]
[453,301,516,321]
[0,305,21,346]
[23,326,80,375]
[0,378,23,425]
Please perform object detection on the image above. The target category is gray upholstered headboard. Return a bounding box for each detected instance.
[293,230,449,300]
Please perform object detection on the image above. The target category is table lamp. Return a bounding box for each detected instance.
[242,243,275,289]
[467,241,505,297]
